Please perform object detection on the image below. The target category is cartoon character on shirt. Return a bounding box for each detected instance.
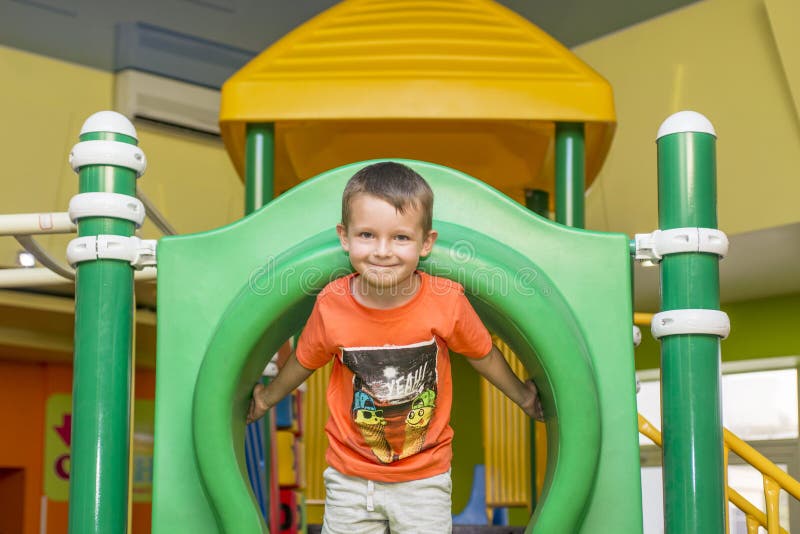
[351,391,392,463]
[402,388,436,455]
[343,338,438,464]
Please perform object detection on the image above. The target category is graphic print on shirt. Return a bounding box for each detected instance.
[342,338,438,464]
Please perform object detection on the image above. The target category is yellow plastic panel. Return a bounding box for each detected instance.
[303,362,331,504]
[277,430,298,487]
[260,119,610,205]
[220,0,616,189]
[275,120,550,203]
[482,336,530,508]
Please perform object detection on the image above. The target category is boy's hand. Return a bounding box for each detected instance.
[246,383,270,424]
[520,380,545,422]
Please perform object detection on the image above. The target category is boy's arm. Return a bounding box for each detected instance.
[467,345,545,421]
[246,352,314,424]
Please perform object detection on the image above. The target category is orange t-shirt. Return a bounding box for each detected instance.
[296,271,492,483]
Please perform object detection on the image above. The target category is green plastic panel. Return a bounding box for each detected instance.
[151,160,643,533]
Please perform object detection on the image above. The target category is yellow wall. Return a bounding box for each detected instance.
[0,45,243,271]
[0,46,240,533]
[575,0,800,237]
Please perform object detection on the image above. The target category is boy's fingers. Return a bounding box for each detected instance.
[525,380,545,421]
[246,385,262,424]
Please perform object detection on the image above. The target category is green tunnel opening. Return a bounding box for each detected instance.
[192,225,602,533]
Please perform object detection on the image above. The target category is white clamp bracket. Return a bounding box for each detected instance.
[263,354,279,378]
[67,235,157,270]
[633,325,642,347]
[651,309,730,340]
[69,192,146,227]
[634,228,728,263]
[69,140,147,177]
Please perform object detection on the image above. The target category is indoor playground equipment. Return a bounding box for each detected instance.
[7,1,799,533]
[52,108,730,534]
[11,108,797,533]
[151,156,642,533]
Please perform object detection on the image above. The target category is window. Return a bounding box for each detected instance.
[637,360,800,533]
[637,368,798,444]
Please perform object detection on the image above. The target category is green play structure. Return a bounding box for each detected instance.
[150,159,643,533]
[65,3,729,533]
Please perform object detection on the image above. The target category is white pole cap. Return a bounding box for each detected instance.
[656,111,716,140]
[80,111,138,140]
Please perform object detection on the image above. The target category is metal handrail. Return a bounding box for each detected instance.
[638,413,792,534]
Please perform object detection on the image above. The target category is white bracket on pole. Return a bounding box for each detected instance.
[69,192,146,227]
[633,325,642,347]
[69,140,147,177]
[651,309,730,340]
[66,235,157,270]
[634,228,728,263]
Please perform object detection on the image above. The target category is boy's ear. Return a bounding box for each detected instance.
[336,223,350,251]
[420,229,438,257]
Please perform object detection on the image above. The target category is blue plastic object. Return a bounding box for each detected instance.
[275,395,294,429]
[452,464,489,525]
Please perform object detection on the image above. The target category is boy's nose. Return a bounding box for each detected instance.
[374,239,392,256]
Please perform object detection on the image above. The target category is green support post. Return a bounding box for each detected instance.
[245,122,277,532]
[552,124,586,513]
[68,112,145,533]
[656,112,726,533]
[555,123,585,229]
[245,123,275,213]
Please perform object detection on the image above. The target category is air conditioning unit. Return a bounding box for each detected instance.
[114,69,221,135]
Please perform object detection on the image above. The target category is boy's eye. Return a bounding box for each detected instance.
[395,235,410,241]
[359,232,373,239]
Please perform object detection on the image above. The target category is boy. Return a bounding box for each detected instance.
[247,161,543,533]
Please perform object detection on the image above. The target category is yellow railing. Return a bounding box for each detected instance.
[639,413,798,534]
[633,312,654,327]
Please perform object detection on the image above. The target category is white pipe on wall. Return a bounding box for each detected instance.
[0,213,76,236]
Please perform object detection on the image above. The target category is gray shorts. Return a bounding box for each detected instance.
[321,466,452,534]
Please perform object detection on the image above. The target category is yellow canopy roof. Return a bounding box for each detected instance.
[220,0,616,202]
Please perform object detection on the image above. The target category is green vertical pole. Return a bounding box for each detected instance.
[550,123,586,512]
[245,122,276,532]
[68,112,142,533]
[245,123,275,213]
[656,112,725,534]
[555,123,585,229]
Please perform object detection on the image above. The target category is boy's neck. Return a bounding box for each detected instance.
[351,272,421,310]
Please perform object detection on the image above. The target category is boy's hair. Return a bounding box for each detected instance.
[341,162,434,234]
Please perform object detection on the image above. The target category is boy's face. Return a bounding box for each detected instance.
[337,193,437,293]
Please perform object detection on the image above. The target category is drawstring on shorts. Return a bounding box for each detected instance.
[366,479,375,511]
